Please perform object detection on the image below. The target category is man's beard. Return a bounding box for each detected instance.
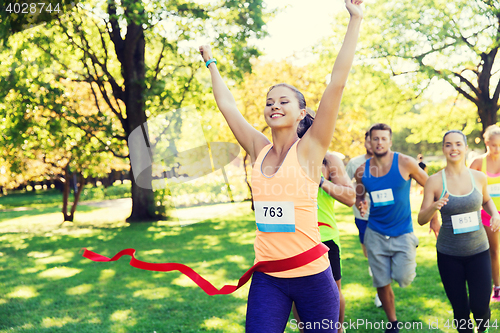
[373,149,388,157]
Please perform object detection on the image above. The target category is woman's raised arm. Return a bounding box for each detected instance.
[300,0,363,159]
[200,45,270,162]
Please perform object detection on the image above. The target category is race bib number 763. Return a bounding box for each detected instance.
[254,201,295,232]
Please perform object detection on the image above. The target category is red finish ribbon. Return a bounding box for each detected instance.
[82,242,329,296]
[318,222,332,228]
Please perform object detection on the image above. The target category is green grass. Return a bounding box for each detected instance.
[0,184,131,210]
[0,194,498,332]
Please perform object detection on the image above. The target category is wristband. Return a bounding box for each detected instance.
[205,58,217,68]
[319,176,325,188]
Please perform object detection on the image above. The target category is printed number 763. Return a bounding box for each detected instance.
[263,206,283,218]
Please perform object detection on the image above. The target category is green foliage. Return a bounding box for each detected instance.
[308,27,419,158]
[1,0,269,219]
[426,160,447,176]
[0,0,81,46]
[80,183,131,201]
[0,32,122,189]
[362,0,500,133]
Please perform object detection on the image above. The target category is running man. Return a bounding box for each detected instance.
[354,123,437,333]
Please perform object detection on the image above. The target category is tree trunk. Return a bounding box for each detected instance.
[68,173,85,219]
[61,162,85,223]
[478,103,498,135]
[61,163,74,222]
[243,151,254,211]
[128,167,156,221]
[118,21,156,222]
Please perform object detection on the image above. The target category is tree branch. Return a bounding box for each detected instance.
[451,71,480,98]
[108,0,125,65]
[492,76,500,105]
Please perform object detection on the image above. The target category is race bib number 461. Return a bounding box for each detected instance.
[371,189,395,207]
[254,201,295,232]
[451,211,480,234]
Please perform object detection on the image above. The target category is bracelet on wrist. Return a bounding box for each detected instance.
[319,176,325,188]
[205,58,217,68]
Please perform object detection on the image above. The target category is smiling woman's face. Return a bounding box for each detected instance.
[265,85,304,130]
[442,132,467,163]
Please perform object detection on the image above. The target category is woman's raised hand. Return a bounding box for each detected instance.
[199,45,213,63]
[433,192,449,211]
[491,215,500,232]
[345,0,363,18]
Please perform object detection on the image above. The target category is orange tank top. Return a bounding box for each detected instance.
[251,139,329,278]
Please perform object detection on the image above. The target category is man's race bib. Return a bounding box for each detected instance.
[254,201,295,232]
[371,189,395,207]
[487,183,500,197]
[451,211,480,234]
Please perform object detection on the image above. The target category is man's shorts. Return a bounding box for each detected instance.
[364,227,419,288]
[323,239,342,281]
[354,218,368,244]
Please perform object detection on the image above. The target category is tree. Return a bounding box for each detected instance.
[0,54,119,221]
[308,17,420,159]
[3,0,268,221]
[363,0,500,134]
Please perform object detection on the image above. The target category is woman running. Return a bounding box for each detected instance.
[469,125,500,302]
[418,130,500,333]
[199,0,362,331]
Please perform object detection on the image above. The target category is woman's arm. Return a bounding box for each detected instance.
[418,175,447,226]
[199,45,270,162]
[320,153,356,207]
[406,156,430,187]
[469,155,484,171]
[354,163,368,216]
[300,0,363,159]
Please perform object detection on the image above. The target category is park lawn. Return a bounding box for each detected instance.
[0,184,131,211]
[0,194,498,333]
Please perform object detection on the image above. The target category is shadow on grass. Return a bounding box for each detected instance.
[0,209,256,333]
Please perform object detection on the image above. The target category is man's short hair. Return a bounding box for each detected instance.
[369,123,392,138]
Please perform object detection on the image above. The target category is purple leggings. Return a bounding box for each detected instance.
[246,267,339,333]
